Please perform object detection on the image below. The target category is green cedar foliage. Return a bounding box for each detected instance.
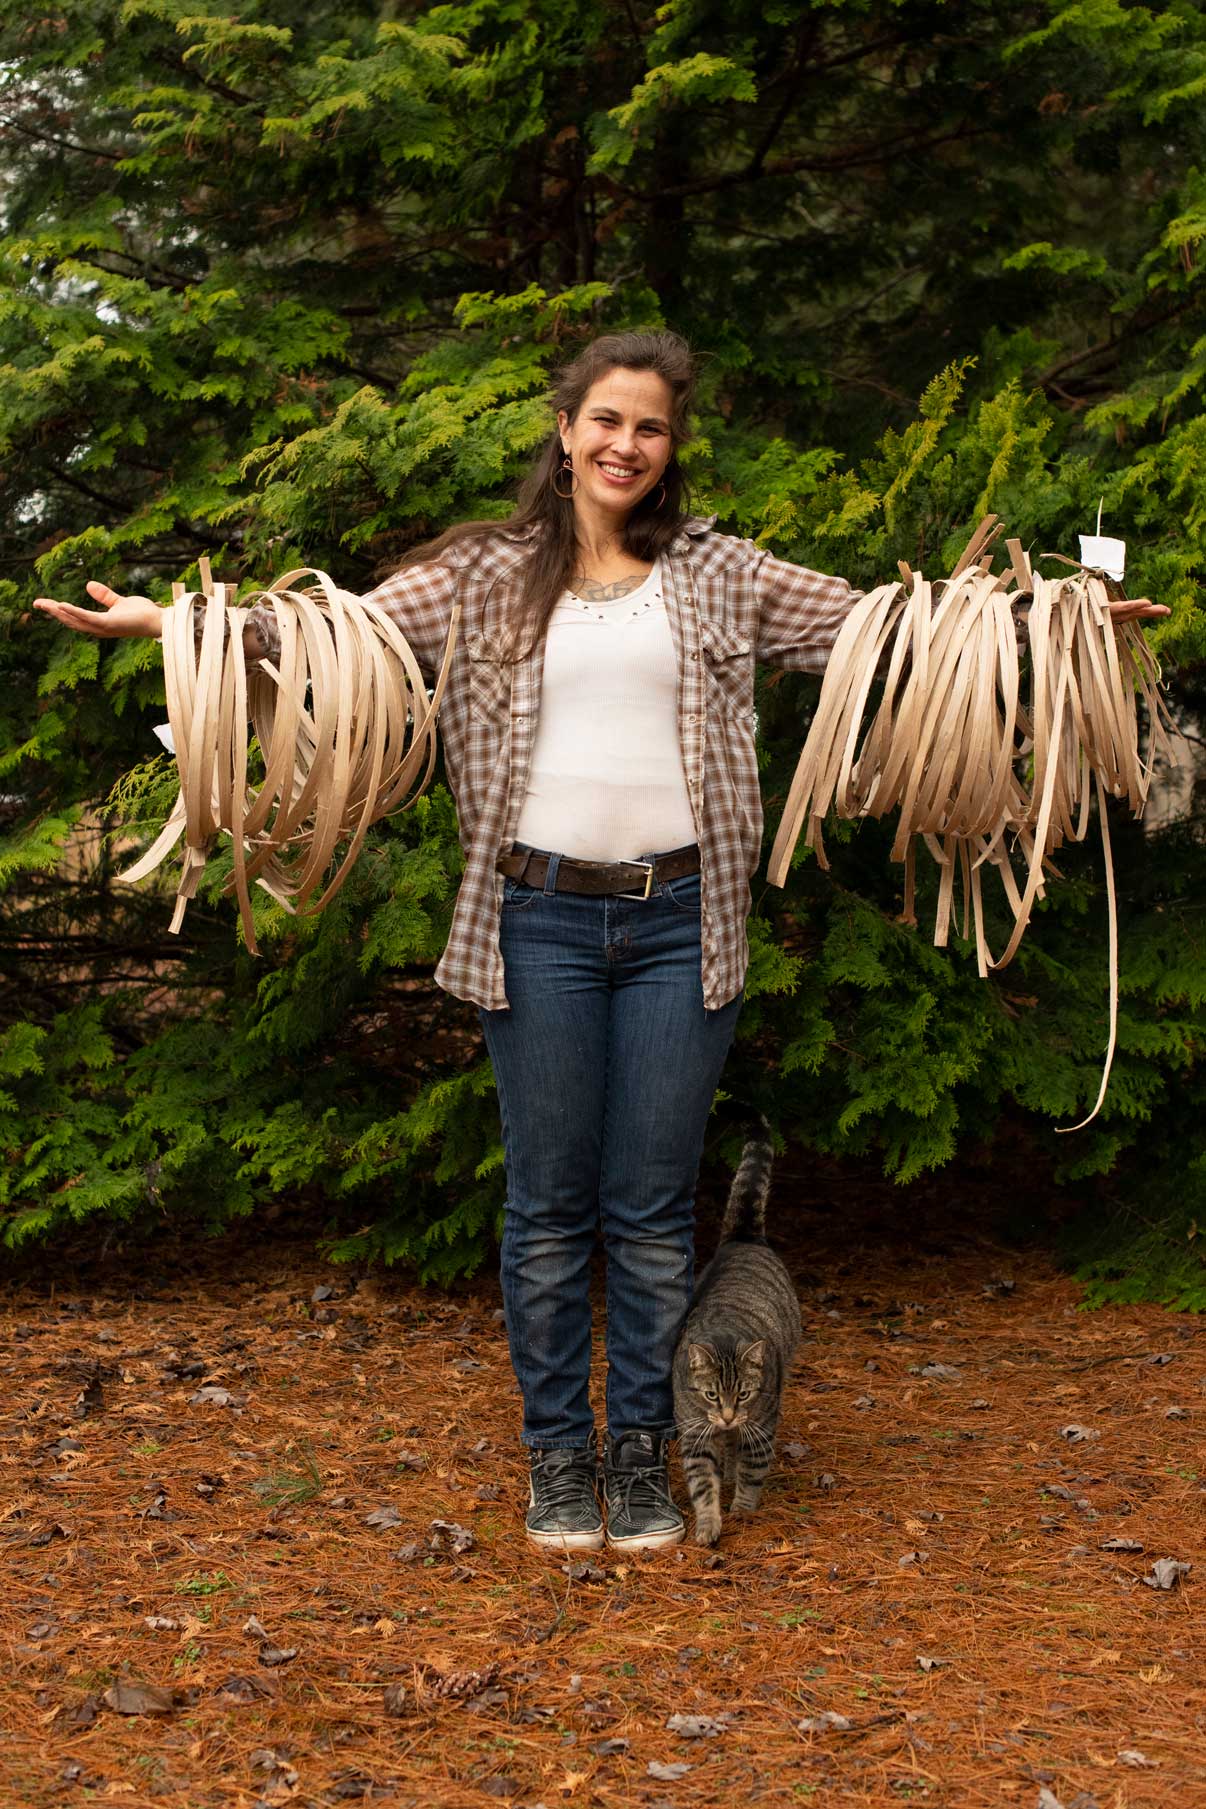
[3,0,1206,1300]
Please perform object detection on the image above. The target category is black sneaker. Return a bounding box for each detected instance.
[602,1429,685,1551]
[525,1432,604,1551]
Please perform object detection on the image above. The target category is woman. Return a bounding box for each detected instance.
[33,329,1168,1553]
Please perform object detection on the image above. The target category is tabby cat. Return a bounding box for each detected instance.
[671,1122,801,1546]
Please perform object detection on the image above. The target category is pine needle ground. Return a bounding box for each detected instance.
[1,1162,1201,1808]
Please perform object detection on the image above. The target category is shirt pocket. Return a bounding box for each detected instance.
[701,622,755,723]
[465,630,511,722]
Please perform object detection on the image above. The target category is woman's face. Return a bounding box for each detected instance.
[558,367,674,518]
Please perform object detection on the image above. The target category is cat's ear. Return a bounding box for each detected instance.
[739,1340,766,1372]
[687,1342,717,1375]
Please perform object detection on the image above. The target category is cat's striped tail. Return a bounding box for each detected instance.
[718,1116,774,1243]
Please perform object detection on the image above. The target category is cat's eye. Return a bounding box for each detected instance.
[703,1388,718,1401]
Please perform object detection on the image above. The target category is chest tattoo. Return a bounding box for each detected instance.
[570,573,651,602]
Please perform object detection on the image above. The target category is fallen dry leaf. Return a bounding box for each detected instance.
[188,1385,244,1408]
[364,1505,402,1530]
[213,1675,276,1705]
[429,1518,474,1554]
[1142,1558,1190,1590]
[799,1710,851,1733]
[101,1682,176,1716]
[666,1712,727,1737]
[562,1559,605,1582]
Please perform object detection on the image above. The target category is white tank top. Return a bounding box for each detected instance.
[513,557,698,861]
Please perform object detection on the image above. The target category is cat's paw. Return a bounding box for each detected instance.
[730,1496,762,1518]
[693,1516,722,1547]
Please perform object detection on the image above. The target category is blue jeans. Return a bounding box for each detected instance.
[479,857,742,1450]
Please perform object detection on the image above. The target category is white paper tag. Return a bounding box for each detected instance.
[1078,534,1126,582]
[153,722,176,754]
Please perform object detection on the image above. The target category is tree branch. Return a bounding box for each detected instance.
[0,112,123,162]
[615,0,645,51]
[821,369,913,406]
[808,29,927,78]
[46,466,130,519]
[1034,296,1201,390]
[86,251,194,293]
[619,119,998,203]
[746,22,821,179]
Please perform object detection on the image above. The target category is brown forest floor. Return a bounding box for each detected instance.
[1,1161,1203,1809]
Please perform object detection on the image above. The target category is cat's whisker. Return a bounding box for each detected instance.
[676,1421,711,1457]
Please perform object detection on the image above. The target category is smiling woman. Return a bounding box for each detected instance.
[29,327,1169,1560]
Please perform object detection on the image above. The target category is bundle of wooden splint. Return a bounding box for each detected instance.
[766,515,1175,1127]
[117,559,459,955]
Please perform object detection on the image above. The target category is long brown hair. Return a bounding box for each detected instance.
[396,329,699,655]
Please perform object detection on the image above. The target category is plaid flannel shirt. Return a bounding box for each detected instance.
[246,516,861,1011]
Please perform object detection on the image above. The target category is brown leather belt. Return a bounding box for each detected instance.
[497,843,701,901]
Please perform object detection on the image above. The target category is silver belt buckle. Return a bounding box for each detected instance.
[618,858,654,901]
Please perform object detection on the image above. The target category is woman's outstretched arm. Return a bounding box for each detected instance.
[750,547,1168,674]
[33,581,181,643]
[32,580,268,660]
[32,561,463,678]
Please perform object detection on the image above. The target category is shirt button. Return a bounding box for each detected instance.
[690,650,699,660]
[686,714,698,724]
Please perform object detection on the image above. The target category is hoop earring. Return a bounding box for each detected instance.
[653,480,667,509]
[552,455,578,499]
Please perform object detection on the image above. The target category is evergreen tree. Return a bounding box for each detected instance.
[3,0,1206,1302]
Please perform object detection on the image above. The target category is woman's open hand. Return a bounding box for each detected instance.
[32,581,163,640]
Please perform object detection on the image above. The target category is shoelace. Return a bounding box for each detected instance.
[533,1449,598,1515]
[606,1458,676,1522]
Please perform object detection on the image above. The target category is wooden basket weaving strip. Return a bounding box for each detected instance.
[117,564,460,957]
[767,539,1174,1129]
